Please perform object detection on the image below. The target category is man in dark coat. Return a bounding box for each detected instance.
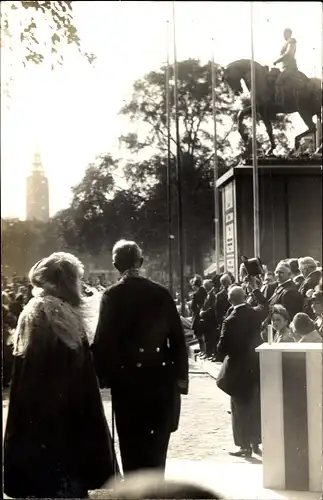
[217,286,264,457]
[298,257,322,318]
[251,261,303,334]
[215,274,233,328]
[190,275,207,354]
[200,279,219,360]
[92,240,189,477]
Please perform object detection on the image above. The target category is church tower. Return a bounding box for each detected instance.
[26,152,50,222]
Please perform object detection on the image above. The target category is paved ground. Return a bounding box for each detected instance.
[2,359,258,466]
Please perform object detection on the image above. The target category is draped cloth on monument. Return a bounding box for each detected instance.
[4,295,118,499]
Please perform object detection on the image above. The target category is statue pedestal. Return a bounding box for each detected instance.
[256,343,323,492]
[216,159,322,276]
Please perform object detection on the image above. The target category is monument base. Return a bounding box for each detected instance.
[216,159,322,274]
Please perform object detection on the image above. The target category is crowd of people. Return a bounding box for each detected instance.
[188,256,322,362]
[2,245,322,498]
[186,255,322,458]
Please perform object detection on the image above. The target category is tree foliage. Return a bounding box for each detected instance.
[1,1,95,67]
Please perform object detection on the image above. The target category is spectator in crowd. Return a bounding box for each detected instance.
[190,275,207,356]
[298,257,322,318]
[8,292,24,324]
[200,279,219,360]
[250,261,303,329]
[260,270,277,301]
[92,240,188,478]
[2,301,16,387]
[264,305,295,343]
[217,286,263,458]
[212,274,223,294]
[290,312,322,343]
[215,274,233,330]
[311,290,323,337]
[289,258,305,289]
[4,252,117,499]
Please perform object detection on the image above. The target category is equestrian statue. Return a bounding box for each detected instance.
[224,28,322,158]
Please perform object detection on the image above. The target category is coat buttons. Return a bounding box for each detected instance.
[162,362,166,366]
[156,347,160,352]
[136,363,142,368]
[139,348,144,353]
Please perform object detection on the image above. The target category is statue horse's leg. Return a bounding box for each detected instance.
[237,106,252,157]
[261,114,276,155]
[294,108,316,150]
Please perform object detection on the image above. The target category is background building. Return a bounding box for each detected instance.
[26,152,49,222]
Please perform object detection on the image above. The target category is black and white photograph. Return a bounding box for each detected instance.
[2,2,322,499]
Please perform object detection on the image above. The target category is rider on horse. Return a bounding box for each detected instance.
[273,28,298,105]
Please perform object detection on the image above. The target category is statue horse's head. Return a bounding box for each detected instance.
[224,59,267,97]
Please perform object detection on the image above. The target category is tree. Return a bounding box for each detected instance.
[119,59,293,274]
[1,1,95,66]
[119,59,238,273]
[63,154,137,256]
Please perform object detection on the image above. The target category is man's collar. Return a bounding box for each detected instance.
[120,268,141,279]
[234,303,247,310]
[277,279,292,287]
[306,269,318,279]
[293,274,303,280]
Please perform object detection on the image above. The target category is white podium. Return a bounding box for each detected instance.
[256,343,323,493]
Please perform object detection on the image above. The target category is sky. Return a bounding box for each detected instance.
[1,1,322,220]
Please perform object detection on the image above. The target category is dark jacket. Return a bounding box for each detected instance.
[217,304,263,399]
[293,275,305,290]
[215,288,231,327]
[92,275,189,434]
[191,286,207,332]
[255,280,303,326]
[298,270,322,318]
[200,288,218,331]
[261,281,278,301]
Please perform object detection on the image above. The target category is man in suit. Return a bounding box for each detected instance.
[215,274,233,328]
[200,279,219,360]
[298,257,322,318]
[190,275,207,356]
[217,286,263,457]
[250,261,303,331]
[289,258,305,290]
[92,240,189,477]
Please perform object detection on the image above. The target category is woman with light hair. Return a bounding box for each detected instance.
[4,252,118,499]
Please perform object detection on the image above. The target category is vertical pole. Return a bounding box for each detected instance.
[166,21,174,296]
[211,40,221,274]
[172,1,186,317]
[250,1,260,257]
[319,5,323,152]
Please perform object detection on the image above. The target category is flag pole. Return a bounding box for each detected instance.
[166,20,174,296]
[172,1,186,316]
[211,38,221,275]
[250,1,260,257]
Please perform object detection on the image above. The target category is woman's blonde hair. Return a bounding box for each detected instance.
[29,252,84,307]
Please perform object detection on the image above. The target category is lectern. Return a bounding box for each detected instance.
[256,343,323,492]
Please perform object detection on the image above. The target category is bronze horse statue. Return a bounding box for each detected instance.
[224,59,322,156]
